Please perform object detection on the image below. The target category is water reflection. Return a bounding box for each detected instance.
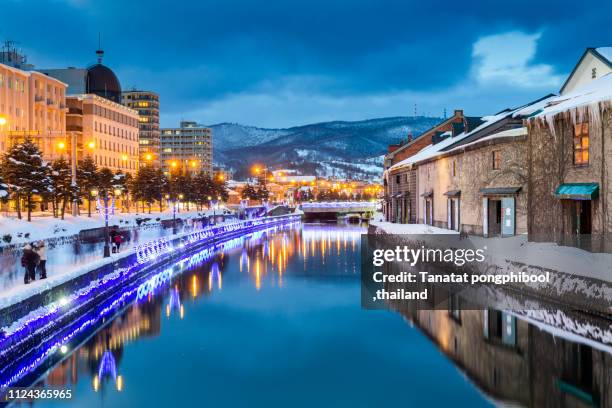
[10,223,612,408]
[399,308,612,407]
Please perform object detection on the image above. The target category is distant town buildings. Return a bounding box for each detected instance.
[160,121,212,175]
[122,90,160,168]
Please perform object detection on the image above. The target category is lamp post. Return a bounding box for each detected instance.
[166,194,177,234]
[92,189,114,258]
[253,165,269,187]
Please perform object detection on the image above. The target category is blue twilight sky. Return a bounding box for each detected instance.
[3,0,611,128]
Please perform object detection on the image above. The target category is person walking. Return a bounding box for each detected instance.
[35,241,47,279]
[21,244,40,284]
[113,233,123,252]
[109,227,118,253]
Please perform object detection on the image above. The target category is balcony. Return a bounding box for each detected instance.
[66,125,83,132]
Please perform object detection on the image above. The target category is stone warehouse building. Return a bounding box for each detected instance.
[383,110,482,223]
[527,72,612,248]
[385,96,552,236]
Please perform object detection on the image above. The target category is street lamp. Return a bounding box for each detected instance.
[252,165,269,187]
[92,189,114,258]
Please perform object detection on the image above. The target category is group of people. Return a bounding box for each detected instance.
[20,228,130,286]
[21,241,47,284]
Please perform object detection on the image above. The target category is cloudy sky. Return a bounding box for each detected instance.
[3,0,610,128]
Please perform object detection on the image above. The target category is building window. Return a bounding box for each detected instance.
[592,67,597,79]
[573,123,589,165]
[492,150,501,170]
[396,175,401,184]
[452,161,457,177]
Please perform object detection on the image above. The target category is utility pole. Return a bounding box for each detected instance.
[71,132,78,216]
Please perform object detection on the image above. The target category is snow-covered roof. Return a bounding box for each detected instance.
[277,175,316,182]
[445,127,527,154]
[534,72,612,118]
[595,47,612,63]
[388,111,508,171]
[387,95,555,172]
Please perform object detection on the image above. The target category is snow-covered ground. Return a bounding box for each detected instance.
[369,220,612,282]
[0,214,285,309]
[0,208,224,247]
[369,219,458,235]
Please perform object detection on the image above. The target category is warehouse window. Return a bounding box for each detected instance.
[492,150,501,170]
[573,123,589,165]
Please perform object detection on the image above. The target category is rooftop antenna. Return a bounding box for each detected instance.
[95,32,104,63]
[414,103,418,117]
[443,108,447,119]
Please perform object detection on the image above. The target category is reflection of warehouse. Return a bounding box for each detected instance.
[398,308,611,407]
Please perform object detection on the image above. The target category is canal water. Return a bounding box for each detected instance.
[11,223,612,407]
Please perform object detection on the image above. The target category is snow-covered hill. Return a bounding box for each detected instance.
[208,116,441,180]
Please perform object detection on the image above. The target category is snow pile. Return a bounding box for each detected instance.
[369,220,458,235]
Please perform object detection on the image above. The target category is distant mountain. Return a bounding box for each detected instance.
[207,116,442,180]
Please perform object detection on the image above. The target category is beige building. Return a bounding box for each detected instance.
[122,90,160,168]
[66,94,139,174]
[0,62,67,158]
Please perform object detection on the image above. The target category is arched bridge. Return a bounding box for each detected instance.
[300,202,377,221]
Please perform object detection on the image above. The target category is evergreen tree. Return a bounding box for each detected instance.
[96,167,115,196]
[241,183,258,201]
[77,155,98,217]
[256,185,270,202]
[1,139,51,221]
[213,177,229,202]
[0,173,8,202]
[49,157,73,219]
[193,172,214,210]
[131,166,160,213]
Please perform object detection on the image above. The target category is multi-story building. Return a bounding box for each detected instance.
[160,121,213,176]
[0,47,67,159]
[122,90,160,167]
[66,94,139,174]
[42,49,140,174]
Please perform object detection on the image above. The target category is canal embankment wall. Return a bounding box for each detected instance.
[0,215,301,328]
[368,222,612,317]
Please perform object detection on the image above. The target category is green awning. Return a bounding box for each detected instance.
[554,183,599,200]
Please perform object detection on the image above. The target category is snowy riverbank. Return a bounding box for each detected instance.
[0,208,227,247]
[369,220,612,283]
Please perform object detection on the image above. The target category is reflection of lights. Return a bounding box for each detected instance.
[180,304,185,319]
[255,258,261,290]
[93,375,100,392]
[0,216,302,392]
[191,275,198,298]
[116,375,123,391]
